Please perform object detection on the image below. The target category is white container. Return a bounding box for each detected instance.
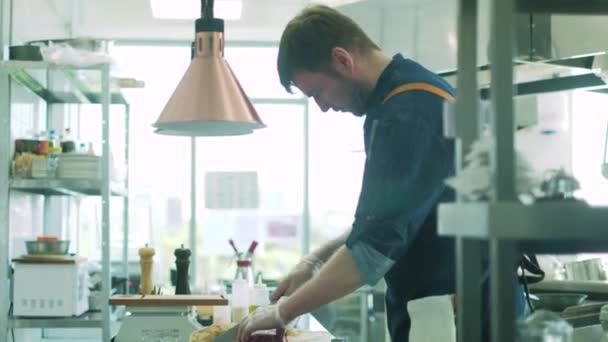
[13,259,89,317]
[231,275,249,322]
[249,281,270,312]
[213,286,231,325]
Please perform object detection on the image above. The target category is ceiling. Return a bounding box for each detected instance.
[12,0,344,42]
[12,0,442,43]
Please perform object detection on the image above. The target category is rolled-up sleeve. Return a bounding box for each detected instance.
[345,94,454,286]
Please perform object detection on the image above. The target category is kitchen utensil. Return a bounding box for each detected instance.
[246,241,258,259]
[139,244,155,295]
[531,293,588,312]
[175,244,192,295]
[25,240,70,255]
[9,45,43,61]
[229,239,240,256]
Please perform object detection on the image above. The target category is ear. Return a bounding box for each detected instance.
[331,47,355,76]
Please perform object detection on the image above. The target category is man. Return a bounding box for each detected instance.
[237,5,523,341]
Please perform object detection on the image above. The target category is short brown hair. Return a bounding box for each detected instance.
[277,5,380,93]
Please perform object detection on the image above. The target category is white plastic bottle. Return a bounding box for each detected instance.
[249,279,270,313]
[212,285,231,325]
[231,274,249,322]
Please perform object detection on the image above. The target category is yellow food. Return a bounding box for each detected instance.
[189,323,235,342]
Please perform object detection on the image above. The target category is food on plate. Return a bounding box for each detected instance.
[37,236,59,241]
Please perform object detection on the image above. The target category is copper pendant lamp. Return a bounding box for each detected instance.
[153,0,264,136]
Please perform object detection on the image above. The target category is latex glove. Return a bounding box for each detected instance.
[270,254,323,302]
[236,299,290,342]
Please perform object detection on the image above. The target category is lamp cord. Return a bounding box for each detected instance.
[202,0,215,19]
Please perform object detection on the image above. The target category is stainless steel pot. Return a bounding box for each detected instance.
[25,240,70,255]
[531,293,588,312]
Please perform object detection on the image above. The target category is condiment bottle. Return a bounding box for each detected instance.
[231,274,249,322]
[249,279,270,313]
[138,244,155,295]
[174,244,191,295]
[213,286,231,325]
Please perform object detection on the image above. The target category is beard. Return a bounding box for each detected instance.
[328,67,370,117]
[336,77,368,117]
[349,85,368,117]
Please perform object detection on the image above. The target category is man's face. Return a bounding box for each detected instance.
[293,67,367,117]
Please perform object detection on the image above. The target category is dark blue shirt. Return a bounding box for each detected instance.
[344,54,525,341]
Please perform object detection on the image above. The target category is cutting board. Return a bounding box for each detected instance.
[13,254,83,264]
[109,294,228,306]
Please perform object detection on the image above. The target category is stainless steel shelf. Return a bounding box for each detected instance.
[1,60,128,105]
[9,311,103,329]
[438,201,608,240]
[10,178,127,197]
[516,0,608,14]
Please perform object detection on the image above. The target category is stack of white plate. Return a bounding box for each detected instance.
[57,154,100,179]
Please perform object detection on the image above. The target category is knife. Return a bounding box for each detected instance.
[213,324,239,342]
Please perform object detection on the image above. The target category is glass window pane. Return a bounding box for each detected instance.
[225,47,303,99]
[308,105,366,251]
[196,103,305,284]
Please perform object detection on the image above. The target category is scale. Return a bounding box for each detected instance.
[109,294,228,342]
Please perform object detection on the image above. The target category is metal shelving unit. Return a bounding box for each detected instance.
[8,311,104,329]
[10,178,127,197]
[0,60,131,342]
[442,1,608,342]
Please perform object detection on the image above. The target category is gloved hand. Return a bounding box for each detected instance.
[236,298,291,342]
[270,254,324,302]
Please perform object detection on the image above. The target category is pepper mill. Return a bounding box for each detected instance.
[138,244,155,295]
[174,244,191,295]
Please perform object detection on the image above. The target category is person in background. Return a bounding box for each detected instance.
[236,5,525,341]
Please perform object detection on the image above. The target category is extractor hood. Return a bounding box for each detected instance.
[439,12,608,97]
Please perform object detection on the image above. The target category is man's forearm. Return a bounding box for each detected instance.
[280,246,363,321]
[310,227,351,262]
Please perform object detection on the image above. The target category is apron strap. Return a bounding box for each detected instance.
[383,82,454,104]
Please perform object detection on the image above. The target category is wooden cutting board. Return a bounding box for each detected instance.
[13,254,84,264]
[109,294,228,306]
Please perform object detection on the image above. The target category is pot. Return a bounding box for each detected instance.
[25,240,70,255]
[531,293,588,312]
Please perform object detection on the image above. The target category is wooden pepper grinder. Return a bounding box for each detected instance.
[138,244,155,295]
[174,244,191,295]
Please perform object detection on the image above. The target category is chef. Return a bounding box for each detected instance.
[237,5,525,341]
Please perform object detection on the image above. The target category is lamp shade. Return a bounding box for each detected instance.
[153,3,264,136]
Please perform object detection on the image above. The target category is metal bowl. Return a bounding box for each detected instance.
[25,240,70,255]
[532,293,588,312]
